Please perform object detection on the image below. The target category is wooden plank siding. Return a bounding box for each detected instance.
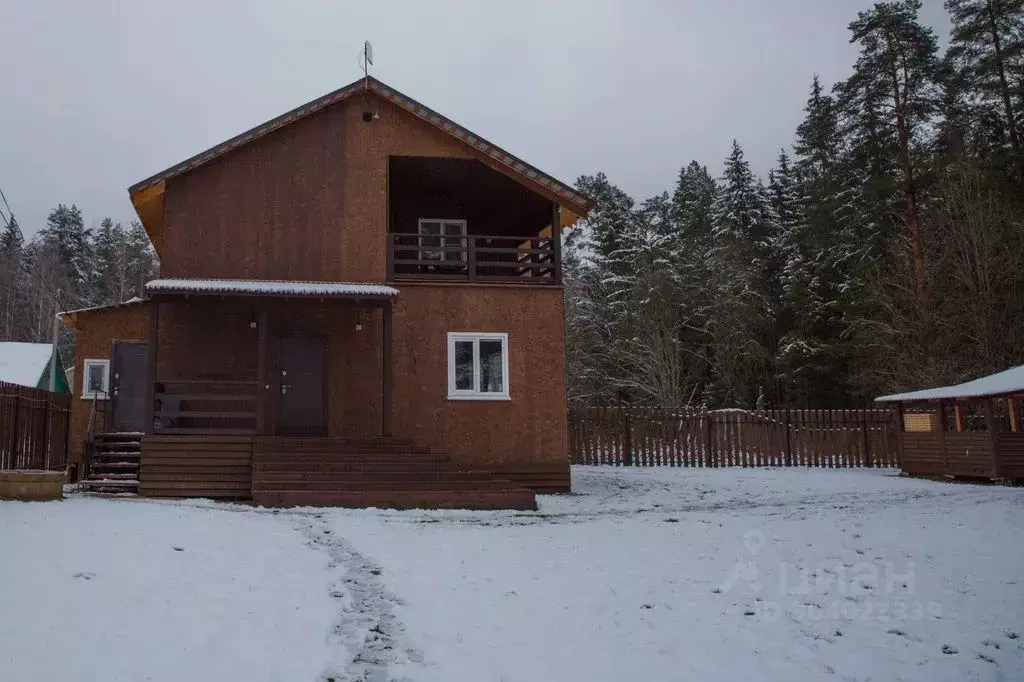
[0,381,71,471]
[139,435,252,499]
[996,433,1024,478]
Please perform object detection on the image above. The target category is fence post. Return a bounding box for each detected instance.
[623,411,633,467]
[784,409,793,467]
[9,391,20,469]
[862,409,873,468]
[704,411,714,467]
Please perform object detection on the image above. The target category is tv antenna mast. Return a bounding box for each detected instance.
[359,41,374,84]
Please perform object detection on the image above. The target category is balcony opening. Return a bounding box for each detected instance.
[388,156,558,284]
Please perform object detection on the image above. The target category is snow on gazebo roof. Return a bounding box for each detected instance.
[875,364,1024,403]
[145,279,399,299]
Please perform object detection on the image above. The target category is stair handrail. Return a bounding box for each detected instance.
[82,390,108,481]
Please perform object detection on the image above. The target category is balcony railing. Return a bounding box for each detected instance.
[387,232,561,284]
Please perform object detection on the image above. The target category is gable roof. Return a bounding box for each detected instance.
[129,76,592,251]
[0,342,63,391]
[58,297,147,330]
[876,364,1024,403]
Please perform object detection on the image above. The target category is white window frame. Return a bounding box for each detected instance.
[81,358,111,400]
[447,332,510,401]
[418,218,467,263]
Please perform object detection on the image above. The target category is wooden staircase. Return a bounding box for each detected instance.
[251,437,537,510]
[81,432,143,494]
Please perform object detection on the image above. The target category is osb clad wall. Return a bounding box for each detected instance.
[67,305,149,463]
[155,298,382,439]
[391,285,567,467]
[161,92,476,282]
[156,300,260,381]
[388,157,552,238]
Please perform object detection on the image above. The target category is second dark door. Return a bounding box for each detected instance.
[277,335,326,436]
[110,340,150,433]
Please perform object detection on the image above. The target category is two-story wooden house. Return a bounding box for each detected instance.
[60,76,590,509]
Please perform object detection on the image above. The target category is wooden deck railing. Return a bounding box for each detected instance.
[153,379,258,436]
[387,232,560,284]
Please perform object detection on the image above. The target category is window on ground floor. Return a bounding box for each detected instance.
[447,332,509,400]
[82,358,110,399]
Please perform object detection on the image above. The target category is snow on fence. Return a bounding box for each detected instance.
[569,407,899,468]
[0,381,71,471]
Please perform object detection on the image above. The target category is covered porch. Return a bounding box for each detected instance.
[144,279,398,440]
[877,365,1024,481]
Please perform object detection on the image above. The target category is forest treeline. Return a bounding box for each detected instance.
[564,0,1024,408]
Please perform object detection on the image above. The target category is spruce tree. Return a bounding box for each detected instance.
[38,203,92,306]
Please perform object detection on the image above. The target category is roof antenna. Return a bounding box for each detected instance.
[358,41,378,122]
[359,40,373,86]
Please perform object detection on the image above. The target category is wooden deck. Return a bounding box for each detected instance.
[139,435,540,509]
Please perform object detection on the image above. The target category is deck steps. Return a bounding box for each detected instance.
[252,438,536,510]
[81,433,143,494]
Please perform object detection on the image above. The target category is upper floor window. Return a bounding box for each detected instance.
[447,332,509,400]
[82,358,110,400]
[418,219,466,264]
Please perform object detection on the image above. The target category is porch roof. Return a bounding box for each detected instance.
[875,364,1024,403]
[145,278,399,301]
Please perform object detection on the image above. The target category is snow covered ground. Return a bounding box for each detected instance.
[2,467,1022,682]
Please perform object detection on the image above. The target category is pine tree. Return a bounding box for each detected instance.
[839,0,942,301]
[946,0,1024,180]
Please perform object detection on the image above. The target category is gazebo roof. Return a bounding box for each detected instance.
[876,364,1024,403]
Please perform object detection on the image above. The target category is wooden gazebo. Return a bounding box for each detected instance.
[876,365,1024,481]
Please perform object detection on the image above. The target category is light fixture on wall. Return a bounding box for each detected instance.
[355,309,363,332]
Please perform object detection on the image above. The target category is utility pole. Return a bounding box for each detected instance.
[49,289,60,392]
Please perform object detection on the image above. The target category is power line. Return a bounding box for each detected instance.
[0,184,14,225]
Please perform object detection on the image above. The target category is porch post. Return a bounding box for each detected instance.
[144,300,159,436]
[894,402,905,469]
[986,398,1003,479]
[551,202,562,284]
[256,308,268,435]
[382,301,393,438]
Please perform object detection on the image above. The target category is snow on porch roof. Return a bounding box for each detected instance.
[145,279,399,299]
[875,364,1024,403]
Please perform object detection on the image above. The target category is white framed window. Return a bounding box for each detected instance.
[447,332,510,400]
[418,219,466,263]
[81,358,110,400]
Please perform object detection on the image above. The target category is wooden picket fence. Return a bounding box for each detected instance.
[569,407,899,468]
[0,381,71,471]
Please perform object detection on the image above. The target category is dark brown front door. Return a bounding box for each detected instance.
[277,335,326,436]
[110,341,150,433]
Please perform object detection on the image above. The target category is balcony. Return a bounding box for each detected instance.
[387,232,560,284]
[387,156,563,286]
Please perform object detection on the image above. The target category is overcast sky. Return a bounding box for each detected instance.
[2,0,950,237]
